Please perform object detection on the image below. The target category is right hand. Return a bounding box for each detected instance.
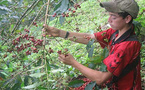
[43,24,60,37]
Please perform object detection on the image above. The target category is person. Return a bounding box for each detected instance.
[43,0,142,89]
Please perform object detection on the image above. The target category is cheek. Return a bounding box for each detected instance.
[111,20,125,29]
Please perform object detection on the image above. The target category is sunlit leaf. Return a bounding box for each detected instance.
[22,82,43,89]
[0,1,9,6]
[0,6,11,11]
[29,72,46,78]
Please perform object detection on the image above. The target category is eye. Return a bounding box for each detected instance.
[111,16,117,20]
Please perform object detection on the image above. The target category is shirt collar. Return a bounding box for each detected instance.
[112,25,134,45]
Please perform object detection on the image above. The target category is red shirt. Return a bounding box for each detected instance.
[94,27,142,90]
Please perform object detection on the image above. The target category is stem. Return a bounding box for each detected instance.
[11,0,40,34]
[28,3,47,30]
[2,0,40,46]
[44,0,50,82]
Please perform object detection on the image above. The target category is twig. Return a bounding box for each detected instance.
[11,0,40,34]
[28,3,47,30]
[44,0,50,82]
[1,0,40,46]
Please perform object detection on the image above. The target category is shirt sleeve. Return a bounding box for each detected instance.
[103,41,141,77]
[94,28,115,48]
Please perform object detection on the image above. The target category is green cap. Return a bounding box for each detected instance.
[100,0,139,19]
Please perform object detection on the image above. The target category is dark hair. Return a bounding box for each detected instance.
[118,12,133,24]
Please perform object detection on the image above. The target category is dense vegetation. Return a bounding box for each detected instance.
[0,0,145,89]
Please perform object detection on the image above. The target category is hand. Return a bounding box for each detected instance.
[58,53,76,65]
[43,24,60,37]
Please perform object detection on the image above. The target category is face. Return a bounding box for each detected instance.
[108,12,127,30]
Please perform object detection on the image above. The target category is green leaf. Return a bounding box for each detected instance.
[22,82,43,89]
[0,6,11,15]
[60,0,69,12]
[88,63,96,69]
[88,45,94,57]
[12,75,22,90]
[85,81,96,90]
[86,39,95,51]
[18,0,23,6]
[12,82,21,90]
[75,54,82,58]
[0,72,6,79]
[29,72,46,78]
[59,16,65,25]
[37,86,47,89]
[54,1,61,11]
[99,63,107,72]
[102,47,109,59]
[0,1,9,6]
[24,76,29,86]
[90,55,103,64]
[68,80,84,88]
[50,64,59,69]
[86,39,95,58]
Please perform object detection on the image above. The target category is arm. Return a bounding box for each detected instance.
[58,53,113,85]
[43,24,96,44]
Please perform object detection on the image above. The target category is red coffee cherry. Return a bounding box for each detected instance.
[72,10,76,13]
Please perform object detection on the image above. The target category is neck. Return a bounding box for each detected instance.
[115,24,132,41]
[118,24,132,37]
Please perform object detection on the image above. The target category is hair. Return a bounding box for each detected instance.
[118,12,133,24]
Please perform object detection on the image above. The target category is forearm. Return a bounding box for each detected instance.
[72,61,112,85]
[59,29,96,44]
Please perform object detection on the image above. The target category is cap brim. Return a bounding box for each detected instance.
[100,1,123,13]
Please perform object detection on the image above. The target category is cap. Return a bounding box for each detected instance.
[100,0,139,19]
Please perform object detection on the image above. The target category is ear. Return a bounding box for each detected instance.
[125,15,132,24]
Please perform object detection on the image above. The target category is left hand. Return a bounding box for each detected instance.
[58,53,76,65]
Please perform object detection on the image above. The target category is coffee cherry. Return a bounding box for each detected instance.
[52,13,57,17]
[66,13,69,17]
[42,34,46,37]
[68,8,71,11]
[16,37,20,42]
[76,28,80,32]
[4,54,7,58]
[64,48,68,52]
[57,50,62,54]
[48,48,54,54]
[26,50,31,55]
[62,13,65,17]
[12,55,17,58]
[33,22,37,25]
[72,10,76,13]
[65,54,68,57]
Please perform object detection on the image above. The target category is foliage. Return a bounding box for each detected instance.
[0,0,145,90]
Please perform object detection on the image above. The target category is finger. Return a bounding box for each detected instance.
[58,57,64,62]
[58,54,65,59]
[42,28,46,32]
[43,24,46,27]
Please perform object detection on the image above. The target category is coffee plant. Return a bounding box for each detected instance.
[0,0,145,90]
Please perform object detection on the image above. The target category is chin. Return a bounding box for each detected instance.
[111,27,118,30]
